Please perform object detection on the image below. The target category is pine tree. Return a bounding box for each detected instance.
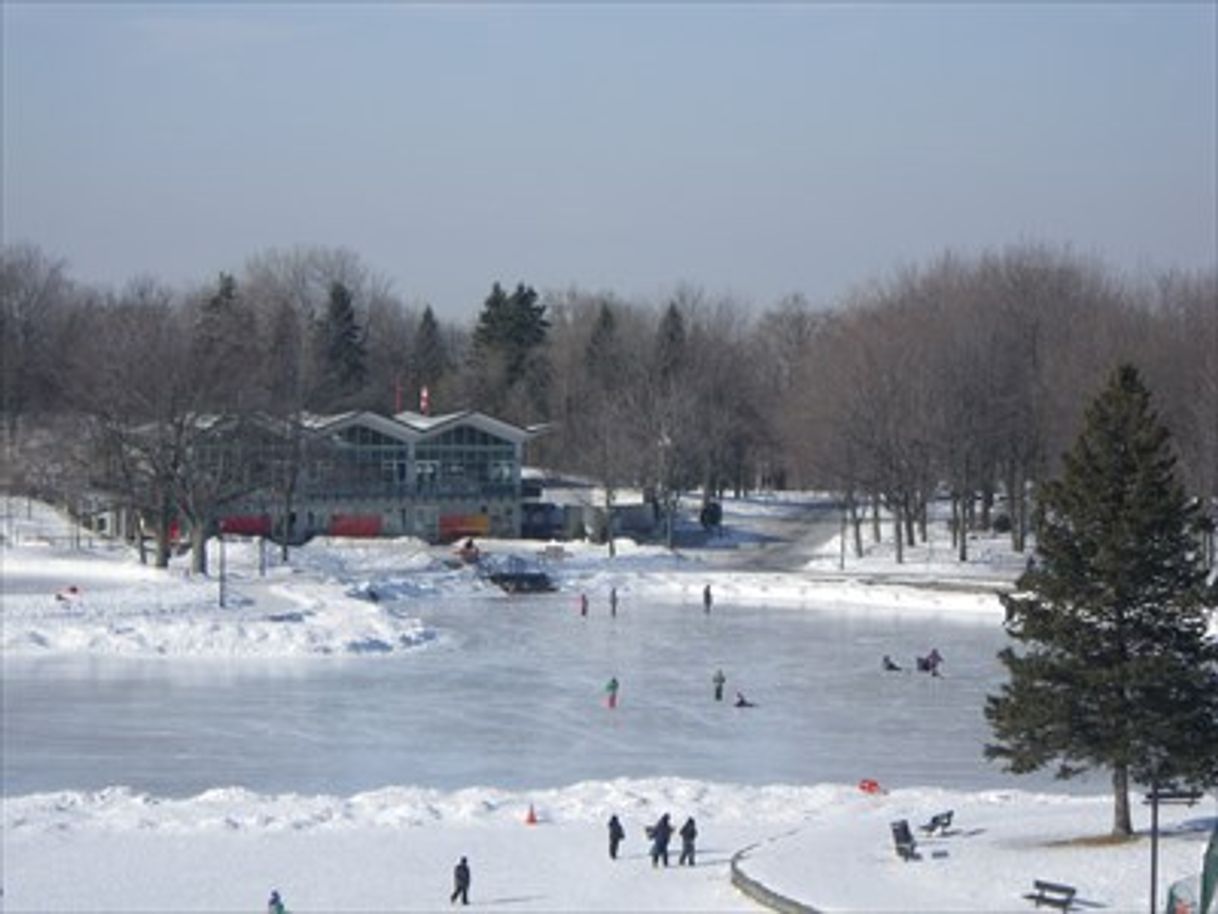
[985,364,1218,837]
[585,301,619,391]
[413,304,448,392]
[468,281,550,420]
[654,301,687,386]
[313,281,366,408]
[471,282,549,387]
[192,272,256,410]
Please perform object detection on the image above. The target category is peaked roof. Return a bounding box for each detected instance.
[394,410,538,443]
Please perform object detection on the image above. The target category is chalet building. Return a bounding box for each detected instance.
[210,409,541,544]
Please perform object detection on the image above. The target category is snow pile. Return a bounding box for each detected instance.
[4,779,1210,912]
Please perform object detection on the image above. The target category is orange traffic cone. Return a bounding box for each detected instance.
[525,803,538,825]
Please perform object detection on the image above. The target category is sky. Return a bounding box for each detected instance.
[3,2,1216,320]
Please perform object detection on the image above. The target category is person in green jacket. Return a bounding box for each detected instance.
[605,676,620,709]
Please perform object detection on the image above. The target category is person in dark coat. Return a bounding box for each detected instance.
[267,889,286,914]
[713,668,726,701]
[882,654,901,672]
[450,856,470,905]
[647,813,673,867]
[678,816,698,866]
[608,814,625,859]
[702,584,713,613]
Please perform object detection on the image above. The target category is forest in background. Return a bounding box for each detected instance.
[2,241,1214,562]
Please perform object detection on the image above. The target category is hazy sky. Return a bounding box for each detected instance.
[3,3,1215,320]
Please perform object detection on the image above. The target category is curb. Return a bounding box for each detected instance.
[730,841,821,914]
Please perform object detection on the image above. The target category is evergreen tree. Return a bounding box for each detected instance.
[468,281,550,420]
[313,281,366,407]
[585,301,619,391]
[985,364,1218,837]
[654,301,687,385]
[471,282,549,387]
[412,304,448,393]
[192,272,256,410]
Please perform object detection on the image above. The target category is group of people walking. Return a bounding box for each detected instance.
[609,812,699,867]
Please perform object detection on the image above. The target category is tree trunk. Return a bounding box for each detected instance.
[871,494,882,543]
[957,494,969,562]
[154,493,173,569]
[1112,764,1132,837]
[190,520,208,576]
[893,502,904,564]
[849,491,864,558]
[903,493,916,547]
[605,486,616,559]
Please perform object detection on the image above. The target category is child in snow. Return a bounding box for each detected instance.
[734,691,756,708]
[267,890,286,914]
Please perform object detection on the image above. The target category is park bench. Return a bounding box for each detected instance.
[1023,880,1076,911]
[889,819,919,861]
[918,810,954,836]
[1143,787,1205,807]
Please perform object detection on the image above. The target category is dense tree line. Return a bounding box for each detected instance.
[1,241,1214,565]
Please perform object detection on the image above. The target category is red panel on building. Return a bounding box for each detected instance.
[438,513,491,543]
[329,514,383,537]
[220,515,272,536]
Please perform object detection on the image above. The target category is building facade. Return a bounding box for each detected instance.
[219,409,539,543]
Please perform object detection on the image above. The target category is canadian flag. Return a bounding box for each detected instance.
[420,385,430,416]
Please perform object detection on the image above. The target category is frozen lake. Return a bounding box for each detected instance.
[3,593,1097,797]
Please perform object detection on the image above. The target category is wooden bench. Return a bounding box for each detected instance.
[890,819,919,861]
[1143,788,1204,807]
[918,810,953,836]
[1023,880,1076,911]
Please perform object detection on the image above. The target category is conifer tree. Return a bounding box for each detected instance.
[985,365,1218,837]
[468,281,550,420]
[412,304,448,393]
[313,281,366,408]
[192,272,256,410]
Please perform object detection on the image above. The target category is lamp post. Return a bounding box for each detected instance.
[1148,750,1166,914]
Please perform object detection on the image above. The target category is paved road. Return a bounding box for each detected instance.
[678,497,844,573]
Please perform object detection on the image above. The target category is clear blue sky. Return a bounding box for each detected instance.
[3,2,1215,320]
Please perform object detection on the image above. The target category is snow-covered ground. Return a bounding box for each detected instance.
[2,496,1213,912]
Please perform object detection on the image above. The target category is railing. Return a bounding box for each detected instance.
[729,842,820,914]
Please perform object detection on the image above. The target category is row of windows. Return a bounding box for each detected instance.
[335,424,513,450]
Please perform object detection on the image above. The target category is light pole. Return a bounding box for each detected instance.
[1148,750,1166,914]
